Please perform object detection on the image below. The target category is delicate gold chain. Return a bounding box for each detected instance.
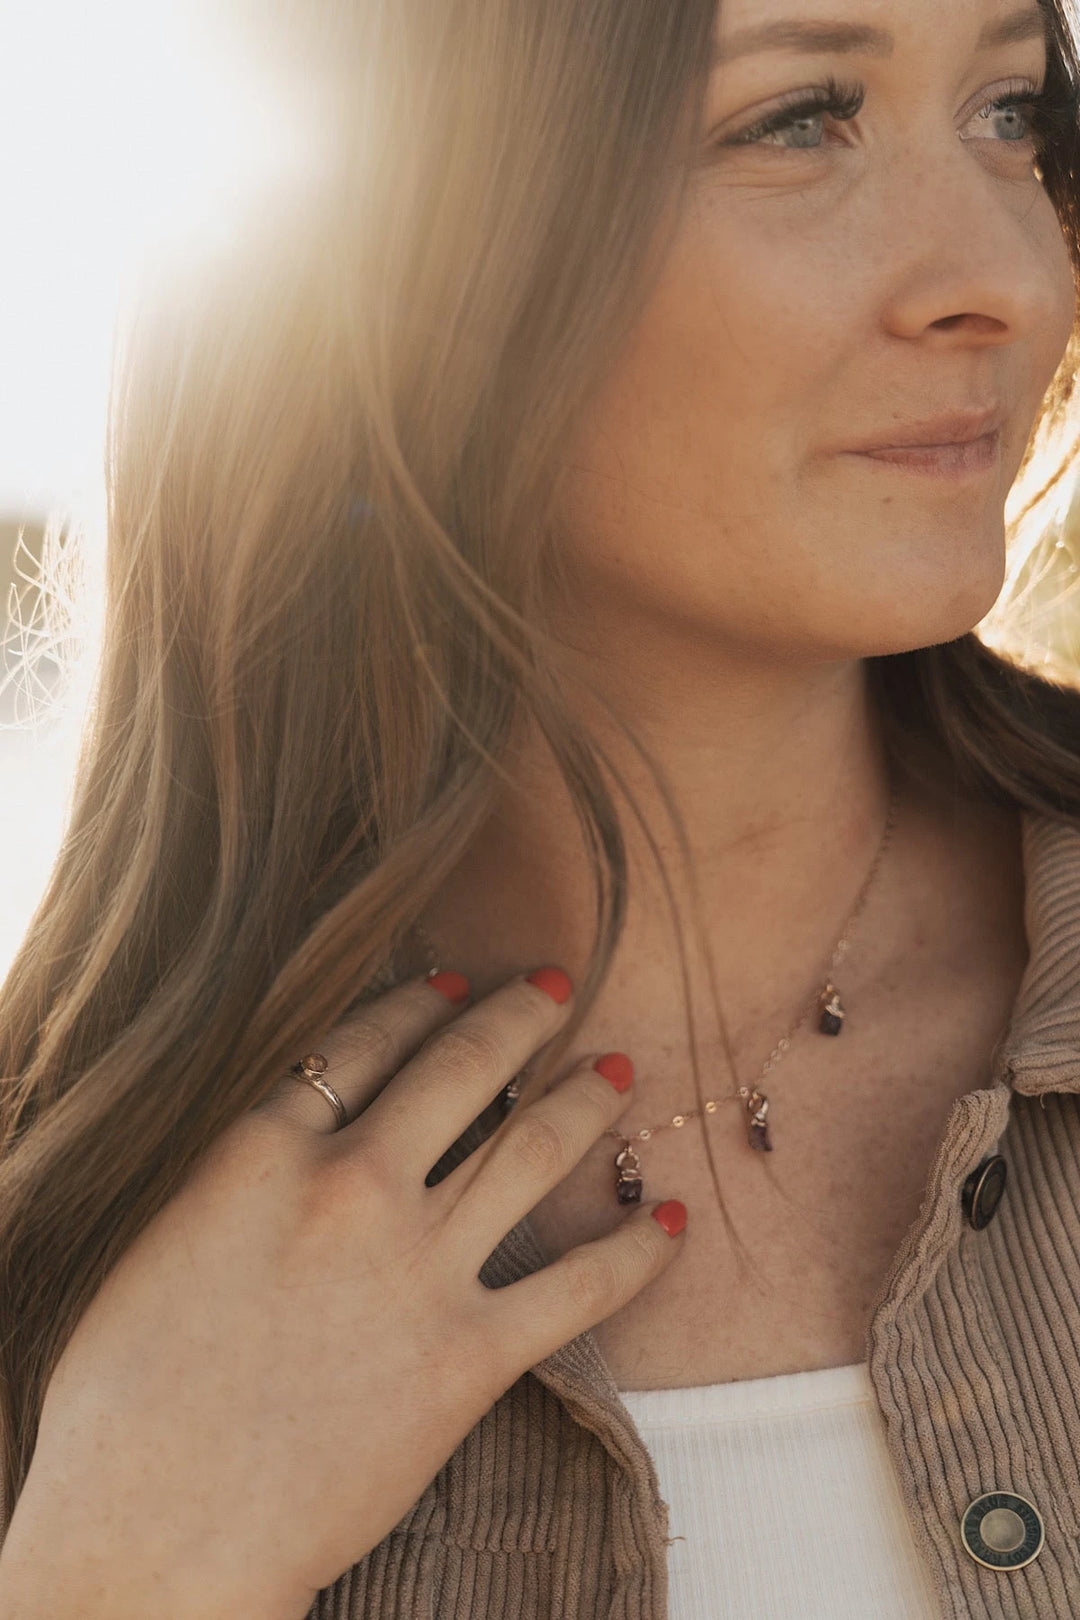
[603,779,899,1143]
[411,778,898,1146]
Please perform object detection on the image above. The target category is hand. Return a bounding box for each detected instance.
[2,968,687,1618]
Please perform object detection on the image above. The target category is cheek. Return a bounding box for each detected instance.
[560,200,856,534]
[567,215,840,515]
[549,220,874,644]
[1038,240,1077,397]
[1015,189,1078,417]
[551,192,1077,661]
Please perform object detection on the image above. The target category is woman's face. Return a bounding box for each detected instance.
[553,0,1077,665]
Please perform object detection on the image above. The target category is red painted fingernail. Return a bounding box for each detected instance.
[525,966,573,1004]
[426,969,470,1005]
[594,1052,633,1093]
[651,1200,687,1238]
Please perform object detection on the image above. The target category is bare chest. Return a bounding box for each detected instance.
[525,776,1032,1391]
[525,995,1014,1391]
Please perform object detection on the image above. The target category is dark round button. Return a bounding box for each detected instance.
[960,1491,1044,1569]
[961,1154,1007,1230]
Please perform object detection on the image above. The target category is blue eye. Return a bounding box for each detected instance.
[966,91,1067,152]
[987,102,1034,141]
[721,78,864,151]
[755,109,830,149]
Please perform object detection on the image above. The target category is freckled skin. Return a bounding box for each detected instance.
[551,0,1076,664]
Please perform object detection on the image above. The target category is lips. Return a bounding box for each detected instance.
[845,405,1004,453]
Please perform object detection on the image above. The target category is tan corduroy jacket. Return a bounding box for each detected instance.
[309,811,1080,1620]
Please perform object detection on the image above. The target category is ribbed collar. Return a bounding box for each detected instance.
[999,810,1080,1096]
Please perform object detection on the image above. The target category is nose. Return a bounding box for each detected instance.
[876,153,1074,351]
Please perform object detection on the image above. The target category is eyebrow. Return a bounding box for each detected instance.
[709,6,1050,68]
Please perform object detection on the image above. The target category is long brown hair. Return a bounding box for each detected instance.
[3,0,1080,1530]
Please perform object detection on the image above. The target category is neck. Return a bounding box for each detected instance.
[423,629,908,1077]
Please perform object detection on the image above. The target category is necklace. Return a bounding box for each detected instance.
[411,780,898,1204]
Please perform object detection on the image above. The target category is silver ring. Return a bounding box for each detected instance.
[290,1053,347,1130]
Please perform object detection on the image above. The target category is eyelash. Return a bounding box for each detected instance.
[720,73,1077,154]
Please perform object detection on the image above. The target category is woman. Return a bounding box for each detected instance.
[2,0,1080,1612]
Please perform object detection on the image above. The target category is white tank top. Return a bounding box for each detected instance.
[618,1360,942,1618]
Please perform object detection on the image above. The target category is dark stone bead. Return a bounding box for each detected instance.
[748,1122,773,1151]
[819,1010,844,1035]
[616,1178,643,1205]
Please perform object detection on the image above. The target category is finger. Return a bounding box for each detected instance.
[345,968,575,1176]
[483,1198,688,1377]
[256,970,472,1135]
[436,1053,637,1266]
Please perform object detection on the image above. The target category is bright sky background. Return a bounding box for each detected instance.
[0,0,321,976]
[0,0,319,516]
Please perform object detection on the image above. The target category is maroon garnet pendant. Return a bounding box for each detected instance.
[745,1088,773,1151]
[818,983,846,1036]
[615,1143,644,1205]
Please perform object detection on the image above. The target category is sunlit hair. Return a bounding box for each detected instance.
[2,0,1080,1528]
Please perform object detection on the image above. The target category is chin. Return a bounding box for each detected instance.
[826,512,1010,655]
[846,567,1007,658]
